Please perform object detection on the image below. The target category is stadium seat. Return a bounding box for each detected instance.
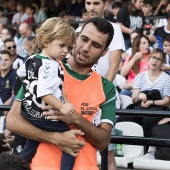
[133,146,170,170]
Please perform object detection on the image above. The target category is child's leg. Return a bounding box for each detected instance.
[61,152,75,170]
[20,139,40,163]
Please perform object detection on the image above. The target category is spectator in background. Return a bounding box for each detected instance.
[117,0,145,50]
[31,0,47,24]
[122,48,170,139]
[0,7,8,25]
[120,34,150,97]
[51,0,67,17]
[17,23,35,59]
[154,0,168,16]
[161,36,170,73]
[4,38,24,70]
[73,0,85,21]
[0,153,30,170]
[0,26,17,51]
[23,5,35,24]
[3,0,17,23]
[78,8,89,27]
[142,0,153,17]
[0,50,17,105]
[12,1,28,26]
[111,1,123,22]
[23,36,40,61]
[156,2,170,28]
[154,11,170,39]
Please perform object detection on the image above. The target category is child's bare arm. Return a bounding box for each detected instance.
[42,95,75,115]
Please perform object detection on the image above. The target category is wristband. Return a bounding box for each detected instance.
[153,100,155,105]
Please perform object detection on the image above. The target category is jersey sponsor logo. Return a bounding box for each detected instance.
[81,102,97,115]
[28,70,38,79]
[23,100,47,119]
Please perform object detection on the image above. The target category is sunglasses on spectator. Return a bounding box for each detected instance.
[7,45,16,50]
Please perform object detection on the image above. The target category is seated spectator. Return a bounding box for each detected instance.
[12,1,28,26]
[118,48,170,138]
[154,11,170,39]
[0,153,30,170]
[161,36,170,73]
[0,26,17,51]
[31,0,47,24]
[4,38,24,70]
[0,7,8,25]
[4,0,17,23]
[120,34,150,97]
[23,5,35,24]
[156,2,170,28]
[51,0,67,17]
[111,1,123,22]
[154,0,168,16]
[0,50,17,105]
[17,23,35,59]
[78,8,89,27]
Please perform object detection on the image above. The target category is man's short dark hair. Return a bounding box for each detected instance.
[1,49,12,58]
[4,38,15,45]
[0,153,30,170]
[81,17,114,50]
[163,36,170,43]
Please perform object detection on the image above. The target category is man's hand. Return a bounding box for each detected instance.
[56,130,85,157]
[3,129,15,149]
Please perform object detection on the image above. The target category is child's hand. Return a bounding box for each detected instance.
[60,103,75,115]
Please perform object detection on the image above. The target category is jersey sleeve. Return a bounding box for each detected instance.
[16,85,25,102]
[37,60,63,99]
[100,78,116,125]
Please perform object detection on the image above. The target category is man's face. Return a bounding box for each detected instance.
[1,29,11,42]
[5,41,16,56]
[72,23,108,67]
[85,0,105,18]
[0,53,12,71]
[19,28,28,38]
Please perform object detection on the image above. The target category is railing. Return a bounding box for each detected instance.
[1,106,170,170]
[101,109,170,170]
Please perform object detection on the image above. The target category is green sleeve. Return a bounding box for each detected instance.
[16,85,25,101]
[100,77,116,125]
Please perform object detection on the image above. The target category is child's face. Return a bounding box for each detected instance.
[163,41,170,55]
[44,39,73,61]
[82,12,89,21]
[142,4,152,16]
[112,7,120,16]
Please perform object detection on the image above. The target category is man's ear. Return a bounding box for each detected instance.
[101,48,108,57]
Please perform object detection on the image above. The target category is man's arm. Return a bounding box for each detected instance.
[6,100,85,157]
[44,109,112,151]
[105,50,122,81]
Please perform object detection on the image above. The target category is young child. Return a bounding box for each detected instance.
[23,5,35,24]
[17,17,76,170]
[161,36,170,73]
